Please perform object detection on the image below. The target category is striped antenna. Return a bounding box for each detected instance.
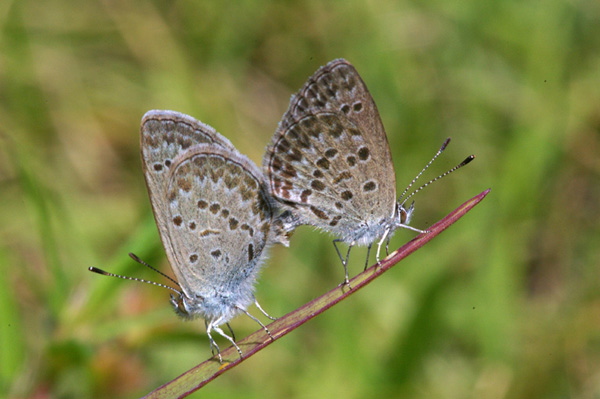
[397,138,451,202]
[399,154,475,207]
[88,253,181,295]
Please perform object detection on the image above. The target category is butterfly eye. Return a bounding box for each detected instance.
[399,207,408,224]
[170,294,189,317]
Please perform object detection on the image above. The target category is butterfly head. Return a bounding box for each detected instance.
[170,292,204,320]
[395,200,415,227]
[170,289,251,324]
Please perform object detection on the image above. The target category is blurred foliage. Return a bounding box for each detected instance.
[1,0,599,398]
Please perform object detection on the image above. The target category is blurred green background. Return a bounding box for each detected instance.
[1,0,599,398]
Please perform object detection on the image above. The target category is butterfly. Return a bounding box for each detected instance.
[263,59,473,284]
[139,110,292,360]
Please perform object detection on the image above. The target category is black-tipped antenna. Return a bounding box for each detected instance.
[400,155,475,206]
[88,253,181,295]
[398,138,451,203]
[128,253,179,287]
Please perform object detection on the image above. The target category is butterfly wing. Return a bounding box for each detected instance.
[141,110,237,275]
[263,59,397,242]
[141,110,235,205]
[161,144,275,318]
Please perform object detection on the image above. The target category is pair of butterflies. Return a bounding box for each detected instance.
[93,59,472,361]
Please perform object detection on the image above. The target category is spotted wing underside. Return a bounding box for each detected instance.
[263,59,397,235]
[141,110,237,264]
[161,145,274,301]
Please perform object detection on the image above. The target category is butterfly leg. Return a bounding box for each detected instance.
[254,297,278,320]
[385,235,392,256]
[237,306,274,341]
[210,317,243,360]
[376,228,392,264]
[226,322,236,342]
[333,239,353,287]
[399,224,428,234]
[205,320,224,363]
[363,243,373,271]
[205,320,217,357]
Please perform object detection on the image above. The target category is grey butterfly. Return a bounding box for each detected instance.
[140,110,291,360]
[263,59,473,284]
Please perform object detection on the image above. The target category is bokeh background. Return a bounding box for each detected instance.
[2,0,599,398]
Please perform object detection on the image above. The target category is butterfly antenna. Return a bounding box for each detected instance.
[398,138,451,203]
[400,154,475,206]
[88,253,182,295]
[128,253,180,287]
